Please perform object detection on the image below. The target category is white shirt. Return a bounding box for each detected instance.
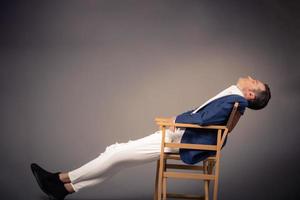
[170,85,244,143]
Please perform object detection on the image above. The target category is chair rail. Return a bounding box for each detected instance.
[165,143,218,151]
[155,119,227,130]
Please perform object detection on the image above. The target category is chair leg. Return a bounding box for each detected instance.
[154,160,160,200]
[203,160,209,200]
[163,177,167,200]
[157,155,166,200]
[213,157,220,200]
[204,181,209,200]
[157,161,162,200]
[207,160,215,188]
[212,130,223,200]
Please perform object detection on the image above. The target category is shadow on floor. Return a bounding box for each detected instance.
[35,193,153,200]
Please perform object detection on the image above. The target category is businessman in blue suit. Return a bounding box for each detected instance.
[31,76,271,199]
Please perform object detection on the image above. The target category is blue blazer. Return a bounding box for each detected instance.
[175,95,248,165]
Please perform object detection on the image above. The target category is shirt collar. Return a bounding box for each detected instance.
[191,84,245,114]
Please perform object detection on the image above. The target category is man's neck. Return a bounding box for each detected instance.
[236,83,245,97]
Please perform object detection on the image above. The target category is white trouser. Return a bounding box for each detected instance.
[68,129,184,192]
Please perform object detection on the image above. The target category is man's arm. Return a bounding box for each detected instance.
[168,109,194,132]
[174,95,248,126]
[175,103,234,126]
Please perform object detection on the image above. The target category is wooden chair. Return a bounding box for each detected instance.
[153,102,242,200]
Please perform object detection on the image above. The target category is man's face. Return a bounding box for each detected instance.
[237,76,265,100]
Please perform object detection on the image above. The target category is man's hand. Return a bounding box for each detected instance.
[168,116,176,132]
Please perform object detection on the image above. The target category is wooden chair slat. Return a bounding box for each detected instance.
[167,193,205,200]
[164,172,215,180]
[166,164,205,171]
[165,143,217,151]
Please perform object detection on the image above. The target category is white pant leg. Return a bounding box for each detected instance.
[68,129,181,192]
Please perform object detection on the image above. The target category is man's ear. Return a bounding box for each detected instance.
[246,90,256,100]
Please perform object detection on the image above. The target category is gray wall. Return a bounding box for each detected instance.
[1,1,299,199]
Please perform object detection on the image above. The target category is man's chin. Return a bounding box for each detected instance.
[237,78,243,85]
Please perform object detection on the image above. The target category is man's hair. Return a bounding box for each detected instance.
[247,83,271,110]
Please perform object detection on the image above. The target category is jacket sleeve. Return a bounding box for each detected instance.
[176,109,194,116]
[175,103,233,125]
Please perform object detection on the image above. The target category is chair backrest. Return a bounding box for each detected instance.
[226,102,242,133]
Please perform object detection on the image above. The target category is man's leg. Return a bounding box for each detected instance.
[64,130,173,193]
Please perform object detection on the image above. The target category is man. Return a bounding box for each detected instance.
[31,76,271,200]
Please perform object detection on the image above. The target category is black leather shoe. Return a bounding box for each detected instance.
[31,163,70,200]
